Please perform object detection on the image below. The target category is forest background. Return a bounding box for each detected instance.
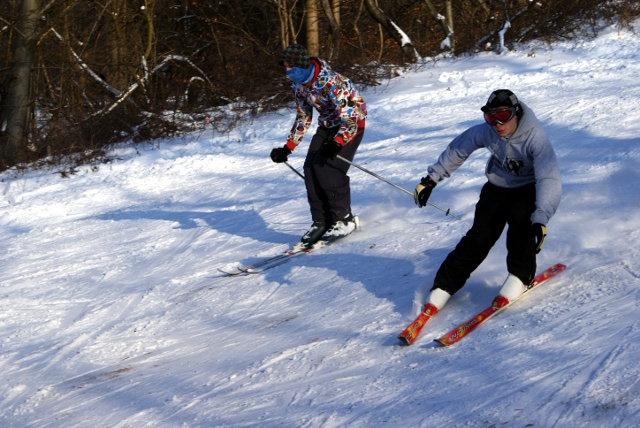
[0,0,638,172]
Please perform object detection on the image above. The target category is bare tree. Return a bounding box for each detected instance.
[444,0,454,51]
[0,0,636,171]
[306,0,320,55]
[1,0,41,167]
[421,0,454,51]
[320,0,340,59]
[363,0,419,61]
[277,0,295,48]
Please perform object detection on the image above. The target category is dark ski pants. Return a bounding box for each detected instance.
[433,182,538,295]
[303,124,364,226]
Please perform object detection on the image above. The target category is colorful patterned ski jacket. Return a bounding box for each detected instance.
[426,102,562,226]
[284,57,367,151]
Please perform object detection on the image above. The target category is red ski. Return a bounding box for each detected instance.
[435,263,566,347]
[397,303,438,345]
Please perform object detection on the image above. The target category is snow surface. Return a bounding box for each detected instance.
[2,23,640,428]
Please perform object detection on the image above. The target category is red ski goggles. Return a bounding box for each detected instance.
[484,108,516,126]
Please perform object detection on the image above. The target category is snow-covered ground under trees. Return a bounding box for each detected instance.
[1,22,640,428]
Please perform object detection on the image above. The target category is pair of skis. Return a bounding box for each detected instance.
[398,263,567,347]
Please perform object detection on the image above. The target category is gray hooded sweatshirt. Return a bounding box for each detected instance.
[427,102,561,225]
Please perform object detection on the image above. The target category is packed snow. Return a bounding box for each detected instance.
[1,22,639,428]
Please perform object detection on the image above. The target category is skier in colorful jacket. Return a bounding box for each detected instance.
[414,89,562,314]
[270,44,367,249]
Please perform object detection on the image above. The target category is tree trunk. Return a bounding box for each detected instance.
[1,0,41,167]
[363,0,419,61]
[277,0,292,48]
[421,0,451,50]
[305,0,320,56]
[320,0,340,60]
[445,0,455,51]
[332,0,340,26]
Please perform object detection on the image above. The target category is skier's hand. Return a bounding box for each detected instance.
[531,223,547,254]
[414,176,436,208]
[319,140,342,159]
[270,146,291,163]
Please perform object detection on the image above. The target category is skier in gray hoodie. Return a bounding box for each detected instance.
[414,89,562,315]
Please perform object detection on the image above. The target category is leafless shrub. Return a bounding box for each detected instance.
[0,0,637,171]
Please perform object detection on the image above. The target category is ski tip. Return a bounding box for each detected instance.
[397,335,413,346]
[217,268,240,277]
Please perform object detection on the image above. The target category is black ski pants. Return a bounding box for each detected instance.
[303,124,364,226]
[433,181,538,295]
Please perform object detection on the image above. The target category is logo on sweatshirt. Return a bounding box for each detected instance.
[506,158,525,175]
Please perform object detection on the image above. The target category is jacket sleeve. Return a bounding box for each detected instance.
[427,125,486,182]
[285,93,313,151]
[529,134,562,225]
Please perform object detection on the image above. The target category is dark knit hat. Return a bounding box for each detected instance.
[481,89,523,117]
[279,44,310,69]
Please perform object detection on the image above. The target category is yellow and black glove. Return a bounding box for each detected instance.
[414,176,437,208]
[531,223,547,254]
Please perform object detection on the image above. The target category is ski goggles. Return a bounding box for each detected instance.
[484,107,516,126]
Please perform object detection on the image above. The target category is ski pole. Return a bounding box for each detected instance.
[284,161,305,180]
[335,154,460,220]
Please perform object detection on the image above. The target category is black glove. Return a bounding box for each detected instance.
[414,176,437,208]
[270,145,291,163]
[319,140,342,159]
[531,223,547,254]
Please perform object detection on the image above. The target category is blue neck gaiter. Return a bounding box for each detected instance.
[286,64,315,84]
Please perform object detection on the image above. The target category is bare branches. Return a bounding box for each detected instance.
[319,0,340,60]
[363,0,419,61]
[0,0,637,170]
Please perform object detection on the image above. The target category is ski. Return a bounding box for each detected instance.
[218,216,360,277]
[435,263,567,347]
[217,248,309,277]
[397,303,438,345]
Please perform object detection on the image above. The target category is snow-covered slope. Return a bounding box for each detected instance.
[1,23,639,427]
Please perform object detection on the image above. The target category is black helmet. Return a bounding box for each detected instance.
[481,89,523,118]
